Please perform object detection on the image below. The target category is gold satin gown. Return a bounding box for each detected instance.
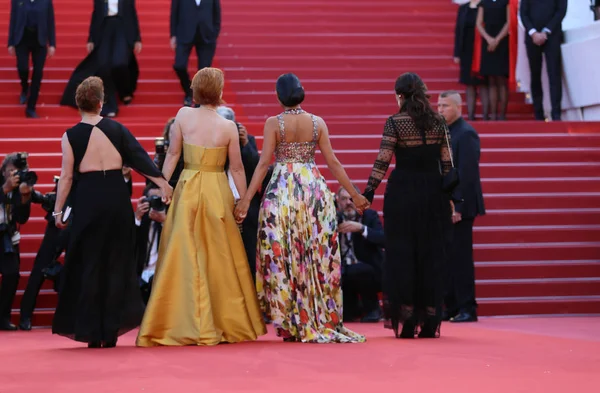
[136,143,267,346]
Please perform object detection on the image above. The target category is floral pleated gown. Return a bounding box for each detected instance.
[256,109,365,343]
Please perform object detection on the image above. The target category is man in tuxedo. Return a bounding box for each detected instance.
[520,0,568,121]
[217,106,261,279]
[134,185,167,305]
[7,0,56,118]
[438,91,486,323]
[171,0,221,106]
[336,186,384,323]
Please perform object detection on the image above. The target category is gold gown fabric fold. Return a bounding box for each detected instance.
[136,143,266,346]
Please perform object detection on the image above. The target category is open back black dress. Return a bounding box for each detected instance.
[52,117,162,345]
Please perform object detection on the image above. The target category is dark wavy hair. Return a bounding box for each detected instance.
[395,72,443,131]
[276,73,305,107]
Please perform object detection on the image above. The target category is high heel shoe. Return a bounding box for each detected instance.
[88,341,101,348]
[102,338,118,348]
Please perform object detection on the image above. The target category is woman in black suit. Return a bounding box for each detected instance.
[453,0,489,120]
[60,0,142,117]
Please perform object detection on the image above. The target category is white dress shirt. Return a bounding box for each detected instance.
[195,0,201,6]
[108,0,119,16]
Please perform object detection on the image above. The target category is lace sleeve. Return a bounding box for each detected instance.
[440,122,453,176]
[364,117,397,202]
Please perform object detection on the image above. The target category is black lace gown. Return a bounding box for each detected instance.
[363,113,453,338]
[52,118,163,345]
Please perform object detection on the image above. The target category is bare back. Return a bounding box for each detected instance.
[176,107,234,148]
[276,112,320,144]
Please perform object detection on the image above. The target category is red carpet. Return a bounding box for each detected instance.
[1,318,599,393]
[1,0,600,324]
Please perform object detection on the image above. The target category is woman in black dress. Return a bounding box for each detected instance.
[363,73,454,339]
[60,0,142,118]
[454,0,489,120]
[52,77,172,348]
[477,0,510,120]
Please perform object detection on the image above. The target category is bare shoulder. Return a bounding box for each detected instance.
[175,106,194,119]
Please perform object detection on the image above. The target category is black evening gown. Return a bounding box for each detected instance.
[52,118,163,344]
[454,4,485,85]
[363,113,453,338]
[479,0,509,77]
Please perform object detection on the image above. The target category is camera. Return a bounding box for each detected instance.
[142,194,166,212]
[154,137,169,170]
[13,152,38,186]
[31,175,59,213]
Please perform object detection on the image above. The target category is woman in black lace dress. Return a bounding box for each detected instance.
[363,73,454,339]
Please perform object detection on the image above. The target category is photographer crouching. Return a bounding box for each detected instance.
[0,153,33,330]
[134,184,167,304]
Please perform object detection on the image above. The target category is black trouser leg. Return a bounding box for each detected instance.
[525,37,545,120]
[20,223,60,319]
[27,41,47,111]
[195,41,217,70]
[343,262,380,318]
[0,249,21,322]
[450,218,477,314]
[543,33,563,120]
[174,42,194,98]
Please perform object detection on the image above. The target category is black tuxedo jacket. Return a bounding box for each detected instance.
[339,209,385,278]
[449,117,486,219]
[8,0,56,47]
[88,0,141,45]
[171,0,221,44]
[520,0,568,35]
[135,214,163,276]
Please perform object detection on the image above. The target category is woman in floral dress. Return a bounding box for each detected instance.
[234,73,369,343]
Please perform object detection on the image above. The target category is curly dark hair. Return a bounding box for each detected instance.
[395,72,443,132]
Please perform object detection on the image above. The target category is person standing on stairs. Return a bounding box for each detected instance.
[60,0,143,118]
[520,0,568,121]
[7,0,56,119]
[453,0,489,120]
[437,91,486,324]
[170,0,221,107]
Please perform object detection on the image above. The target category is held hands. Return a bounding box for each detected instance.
[160,183,174,205]
[487,37,499,52]
[234,199,250,224]
[352,193,370,214]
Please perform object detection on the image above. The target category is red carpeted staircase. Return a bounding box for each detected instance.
[0,0,599,327]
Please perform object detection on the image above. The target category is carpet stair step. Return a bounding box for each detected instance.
[475,261,600,280]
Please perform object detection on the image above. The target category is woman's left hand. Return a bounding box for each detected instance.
[55,213,67,229]
[234,199,250,224]
[487,38,499,52]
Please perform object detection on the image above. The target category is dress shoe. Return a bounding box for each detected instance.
[25,109,39,118]
[20,90,28,105]
[0,320,18,331]
[450,312,478,323]
[19,318,32,331]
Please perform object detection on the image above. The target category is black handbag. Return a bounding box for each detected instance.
[442,123,459,193]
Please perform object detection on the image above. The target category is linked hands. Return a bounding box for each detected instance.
[234,198,249,224]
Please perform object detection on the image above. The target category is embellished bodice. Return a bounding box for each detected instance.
[274,109,318,164]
